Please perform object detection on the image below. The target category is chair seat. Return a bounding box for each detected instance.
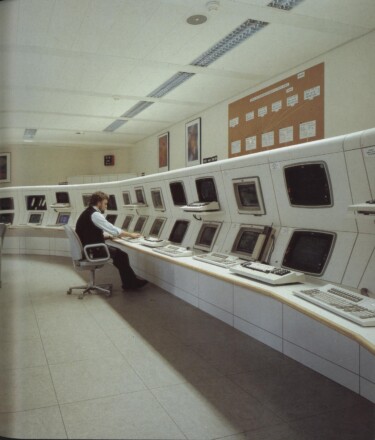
[64,225,113,299]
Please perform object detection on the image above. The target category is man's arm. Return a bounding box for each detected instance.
[91,211,141,239]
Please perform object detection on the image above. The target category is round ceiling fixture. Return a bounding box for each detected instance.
[186,14,207,25]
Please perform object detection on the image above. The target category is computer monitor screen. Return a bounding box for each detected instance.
[169,181,187,206]
[284,162,332,207]
[169,220,189,244]
[57,212,70,225]
[196,177,218,202]
[0,197,14,210]
[230,225,271,261]
[28,213,43,224]
[282,230,335,275]
[122,191,132,205]
[133,216,148,233]
[151,189,165,210]
[149,218,166,237]
[0,213,14,224]
[122,215,133,231]
[107,195,117,211]
[82,194,92,207]
[26,195,47,210]
[106,214,117,225]
[55,192,70,204]
[135,188,145,204]
[233,177,265,215]
[194,222,221,252]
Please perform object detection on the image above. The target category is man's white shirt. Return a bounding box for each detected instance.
[91,207,122,236]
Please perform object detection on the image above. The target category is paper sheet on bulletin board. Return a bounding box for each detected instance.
[228,63,324,157]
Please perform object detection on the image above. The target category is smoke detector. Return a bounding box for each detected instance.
[206,1,220,12]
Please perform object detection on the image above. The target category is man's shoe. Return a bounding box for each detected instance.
[136,279,148,289]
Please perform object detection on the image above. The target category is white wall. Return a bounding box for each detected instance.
[0,145,132,188]
[129,31,375,176]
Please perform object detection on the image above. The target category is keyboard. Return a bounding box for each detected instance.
[230,261,305,285]
[293,284,375,327]
[139,237,168,248]
[182,201,220,212]
[153,244,193,257]
[193,252,240,268]
[112,237,140,245]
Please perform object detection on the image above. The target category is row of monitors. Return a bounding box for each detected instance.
[119,216,335,278]
[0,207,335,277]
[0,161,333,217]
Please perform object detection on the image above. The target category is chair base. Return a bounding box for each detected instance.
[67,283,113,299]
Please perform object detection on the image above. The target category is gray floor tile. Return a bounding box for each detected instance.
[0,405,67,439]
[152,377,283,439]
[0,365,58,412]
[60,390,186,439]
[50,355,146,404]
[0,337,47,370]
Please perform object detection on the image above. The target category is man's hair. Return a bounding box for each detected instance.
[89,191,109,206]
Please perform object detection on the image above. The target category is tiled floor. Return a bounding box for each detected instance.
[0,254,374,439]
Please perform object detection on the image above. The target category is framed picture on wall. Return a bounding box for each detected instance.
[158,132,169,172]
[186,118,201,167]
[0,153,10,183]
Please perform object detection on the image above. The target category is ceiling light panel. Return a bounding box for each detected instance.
[148,72,195,98]
[267,0,305,11]
[191,19,269,67]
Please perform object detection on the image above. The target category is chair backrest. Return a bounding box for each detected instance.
[64,225,84,261]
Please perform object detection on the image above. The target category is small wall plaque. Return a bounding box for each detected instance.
[104,155,115,166]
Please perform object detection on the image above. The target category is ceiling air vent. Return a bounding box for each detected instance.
[23,128,37,140]
[267,0,305,11]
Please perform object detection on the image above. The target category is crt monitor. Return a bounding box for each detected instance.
[282,230,336,276]
[57,212,70,225]
[122,191,132,205]
[82,194,92,207]
[151,188,165,210]
[196,177,218,202]
[194,222,221,252]
[107,195,117,211]
[122,215,133,231]
[0,213,14,224]
[26,195,47,210]
[169,181,187,206]
[106,214,117,225]
[169,220,189,244]
[149,218,166,237]
[0,197,14,210]
[135,187,146,204]
[231,225,270,261]
[284,162,333,207]
[55,192,70,204]
[133,216,148,234]
[28,213,43,224]
[233,177,265,215]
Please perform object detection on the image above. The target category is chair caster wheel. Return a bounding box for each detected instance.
[67,289,72,295]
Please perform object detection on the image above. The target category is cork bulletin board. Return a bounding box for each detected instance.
[228,63,324,158]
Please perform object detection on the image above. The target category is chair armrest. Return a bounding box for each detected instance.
[83,243,111,263]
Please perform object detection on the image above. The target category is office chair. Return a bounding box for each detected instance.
[0,223,7,288]
[64,225,113,299]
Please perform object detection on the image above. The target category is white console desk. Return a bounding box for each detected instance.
[4,226,375,404]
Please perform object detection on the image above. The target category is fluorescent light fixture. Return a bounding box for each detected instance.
[103,119,127,132]
[121,101,153,118]
[267,0,305,11]
[148,72,195,98]
[23,128,37,140]
[191,19,268,67]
